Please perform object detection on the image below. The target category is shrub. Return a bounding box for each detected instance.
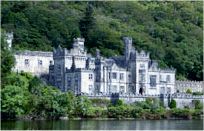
[107,105,133,119]
[193,100,203,110]
[131,106,143,118]
[115,99,124,106]
[186,89,192,94]
[133,101,151,109]
[171,108,193,119]
[1,85,30,119]
[86,107,107,118]
[192,92,204,96]
[169,99,177,108]
[90,98,110,107]
[192,109,203,119]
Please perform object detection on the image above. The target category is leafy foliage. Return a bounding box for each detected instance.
[1,85,30,118]
[169,99,177,109]
[1,30,15,86]
[1,1,203,80]
[186,88,192,94]
[1,73,203,120]
[193,100,203,110]
[192,92,204,96]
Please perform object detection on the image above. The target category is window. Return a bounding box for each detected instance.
[96,86,100,94]
[111,85,117,93]
[140,64,145,68]
[67,77,71,87]
[57,65,61,70]
[67,80,71,87]
[139,70,145,82]
[167,87,171,94]
[166,75,170,83]
[89,85,93,93]
[150,75,156,87]
[75,79,78,87]
[160,75,165,82]
[89,74,93,80]
[120,73,124,80]
[25,59,29,66]
[38,60,42,66]
[112,72,117,79]
[160,87,165,94]
[120,86,125,93]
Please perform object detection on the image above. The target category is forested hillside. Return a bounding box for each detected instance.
[1,1,203,80]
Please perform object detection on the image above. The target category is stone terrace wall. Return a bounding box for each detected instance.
[175,80,203,93]
[86,93,204,109]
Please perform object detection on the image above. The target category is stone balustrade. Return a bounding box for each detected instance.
[83,93,204,100]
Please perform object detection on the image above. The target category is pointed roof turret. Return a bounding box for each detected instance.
[57,45,63,52]
[96,48,100,58]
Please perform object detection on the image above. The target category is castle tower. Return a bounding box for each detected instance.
[73,38,85,51]
[123,37,132,62]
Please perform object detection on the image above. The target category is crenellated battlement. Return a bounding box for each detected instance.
[175,80,203,93]
[160,68,176,73]
[15,50,53,57]
[135,50,150,59]
[66,67,94,73]
[176,80,204,84]
[73,38,85,43]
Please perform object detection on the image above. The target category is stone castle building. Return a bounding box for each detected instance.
[14,51,53,76]
[48,37,176,95]
[6,32,203,108]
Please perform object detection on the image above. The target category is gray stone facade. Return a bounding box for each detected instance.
[13,50,53,76]
[49,37,176,95]
[9,34,203,108]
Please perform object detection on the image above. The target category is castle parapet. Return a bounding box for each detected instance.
[135,50,150,59]
[15,50,53,57]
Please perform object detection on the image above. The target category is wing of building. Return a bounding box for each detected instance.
[47,37,176,95]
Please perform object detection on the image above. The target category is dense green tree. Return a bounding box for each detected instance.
[169,99,177,109]
[193,100,203,110]
[28,76,45,96]
[1,30,15,84]
[31,86,64,119]
[74,96,92,117]
[1,85,30,118]
[79,2,95,41]
[1,1,203,80]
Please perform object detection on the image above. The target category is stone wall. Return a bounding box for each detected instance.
[13,50,53,76]
[86,93,204,109]
[175,80,204,93]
